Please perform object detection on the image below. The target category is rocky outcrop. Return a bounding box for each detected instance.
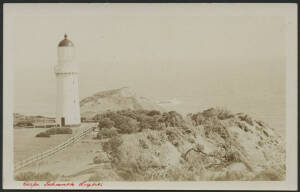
[96,108,285,181]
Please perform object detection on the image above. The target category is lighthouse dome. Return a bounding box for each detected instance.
[58,34,74,47]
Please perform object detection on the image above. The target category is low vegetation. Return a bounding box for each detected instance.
[90,108,285,181]
[102,136,123,163]
[45,127,72,135]
[97,128,118,139]
[94,109,185,135]
[35,128,72,138]
[36,132,51,138]
[14,171,59,181]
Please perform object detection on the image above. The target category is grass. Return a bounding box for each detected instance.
[14,171,59,181]
[14,125,89,163]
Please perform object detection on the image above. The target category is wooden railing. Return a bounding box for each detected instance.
[14,125,96,171]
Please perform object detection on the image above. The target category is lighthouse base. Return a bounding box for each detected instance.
[56,115,81,128]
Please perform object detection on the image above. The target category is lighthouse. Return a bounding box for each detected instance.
[54,34,81,127]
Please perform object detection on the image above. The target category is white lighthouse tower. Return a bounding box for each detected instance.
[54,34,81,127]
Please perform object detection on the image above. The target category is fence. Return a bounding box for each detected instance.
[15,121,94,129]
[14,124,96,171]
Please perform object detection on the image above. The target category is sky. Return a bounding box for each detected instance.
[10,4,286,131]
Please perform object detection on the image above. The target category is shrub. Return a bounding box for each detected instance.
[203,117,229,139]
[117,119,139,134]
[14,171,58,181]
[146,133,167,146]
[36,132,50,138]
[36,128,72,138]
[45,128,72,135]
[236,122,248,132]
[98,118,115,129]
[217,108,235,120]
[202,108,219,118]
[97,128,118,139]
[139,118,161,131]
[108,113,130,129]
[44,128,56,135]
[189,113,206,126]
[148,119,161,130]
[117,109,141,121]
[256,120,265,127]
[117,123,134,134]
[239,114,254,126]
[139,121,152,130]
[138,139,149,149]
[166,129,183,147]
[147,110,161,116]
[56,128,72,134]
[263,130,269,137]
[93,109,190,134]
[190,108,234,126]
[224,151,241,162]
[165,111,184,127]
[102,136,123,162]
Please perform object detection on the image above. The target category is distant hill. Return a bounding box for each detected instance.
[80,87,165,119]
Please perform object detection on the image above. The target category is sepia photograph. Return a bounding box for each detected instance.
[2,3,298,190]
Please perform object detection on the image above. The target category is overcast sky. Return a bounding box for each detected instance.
[9,4,285,118]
